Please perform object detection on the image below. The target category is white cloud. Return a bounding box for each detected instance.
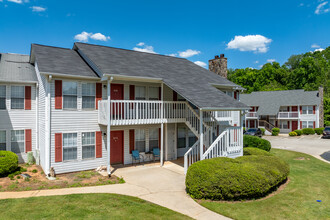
[311,44,321,48]
[254,60,259,64]
[167,53,177,57]
[90,33,110,41]
[267,59,276,63]
[194,61,207,68]
[74,31,111,42]
[314,48,324,52]
[30,6,46,12]
[315,1,330,14]
[227,35,272,53]
[7,0,23,3]
[299,3,304,7]
[178,49,201,58]
[133,43,156,54]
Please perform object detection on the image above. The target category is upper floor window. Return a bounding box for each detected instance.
[11,130,24,153]
[0,85,6,109]
[63,82,77,109]
[0,130,6,151]
[82,83,95,109]
[11,86,24,109]
[149,87,159,100]
[63,133,77,161]
[302,106,313,115]
[135,129,146,152]
[135,86,146,100]
[226,91,233,97]
[82,132,95,159]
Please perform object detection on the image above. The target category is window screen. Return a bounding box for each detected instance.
[82,83,95,109]
[0,130,6,151]
[149,128,159,150]
[11,86,24,109]
[63,133,77,161]
[11,130,24,153]
[0,85,6,110]
[82,132,95,159]
[63,82,77,109]
[135,129,146,152]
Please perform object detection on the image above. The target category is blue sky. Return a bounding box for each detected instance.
[0,0,329,69]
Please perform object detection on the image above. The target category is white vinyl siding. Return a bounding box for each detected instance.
[149,87,159,100]
[0,85,6,109]
[135,86,146,100]
[82,83,95,109]
[11,130,25,154]
[63,133,78,161]
[135,129,146,152]
[82,132,95,159]
[0,130,6,151]
[11,86,24,109]
[63,82,77,109]
[149,128,158,150]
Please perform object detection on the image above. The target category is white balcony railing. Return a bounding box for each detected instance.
[277,112,299,119]
[246,112,258,118]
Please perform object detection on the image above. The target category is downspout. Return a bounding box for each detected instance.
[47,75,52,175]
[35,82,39,164]
[107,76,113,176]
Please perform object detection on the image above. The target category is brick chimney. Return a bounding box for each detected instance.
[209,54,227,78]
[318,86,324,127]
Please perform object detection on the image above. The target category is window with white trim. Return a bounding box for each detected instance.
[11,86,24,109]
[82,132,95,159]
[0,85,6,110]
[177,126,186,149]
[63,82,77,109]
[301,121,314,129]
[11,130,24,153]
[63,133,77,161]
[149,87,159,100]
[0,130,6,151]
[149,128,159,150]
[302,106,313,115]
[279,121,288,129]
[82,83,95,109]
[135,86,146,100]
[135,129,146,152]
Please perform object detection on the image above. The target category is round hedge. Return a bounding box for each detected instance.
[186,152,289,201]
[243,135,271,152]
[294,129,302,136]
[302,128,315,135]
[0,151,18,177]
[243,147,272,156]
[289,131,297,136]
[314,128,324,135]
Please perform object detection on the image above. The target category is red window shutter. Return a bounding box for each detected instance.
[173,91,178,101]
[95,83,102,110]
[300,106,302,114]
[313,106,316,114]
[129,85,135,100]
[158,87,161,100]
[287,106,290,112]
[300,121,302,129]
[96,131,102,158]
[55,80,62,109]
[55,133,62,162]
[129,129,135,153]
[158,128,161,149]
[25,86,31,110]
[234,91,237,99]
[252,107,255,112]
[287,121,290,129]
[25,129,32,152]
[313,121,316,129]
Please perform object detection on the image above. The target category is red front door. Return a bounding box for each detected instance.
[292,121,298,131]
[110,130,124,164]
[111,84,124,117]
[250,120,255,128]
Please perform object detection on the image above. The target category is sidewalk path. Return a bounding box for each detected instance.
[0,162,229,220]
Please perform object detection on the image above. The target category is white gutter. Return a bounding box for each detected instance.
[102,73,163,83]
[41,72,100,80]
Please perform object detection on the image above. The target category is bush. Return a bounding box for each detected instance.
[186,155,290,201]
[314,128,324,135]
[289,131,297,136]
[243,135,271,152]
[243,147,272,156]
[294,129,302,136]
[32,169,38,173]
[260,128,266,135]
[0,151,18,177]
[302,128,315,135]
[272,128,280,136]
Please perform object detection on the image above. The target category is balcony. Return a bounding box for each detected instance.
[277,112,299,119]
[246,112,258,118]
[214,111,232,121]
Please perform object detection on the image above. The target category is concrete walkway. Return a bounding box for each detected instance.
[264,135,330,163]
[0,161,229,220]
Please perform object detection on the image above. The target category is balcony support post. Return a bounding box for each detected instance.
[200,109,204,160]
[160,82,164,166]
[107,77,113,176]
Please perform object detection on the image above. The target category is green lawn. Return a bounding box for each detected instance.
[0,193,191,220]
[200,149,330,220]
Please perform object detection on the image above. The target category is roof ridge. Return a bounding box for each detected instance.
[248,89,318,94]
[74,42,187,60]
[32,43,72,51]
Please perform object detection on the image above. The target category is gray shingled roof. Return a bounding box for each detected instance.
[74,43,247,110]
[0,53,37,83]
[31,44,98,78]
[240,90,321,115]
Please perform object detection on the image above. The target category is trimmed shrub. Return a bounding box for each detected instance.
[289,131,297,136]
[272,128,280,136]
[260,128,266,135]
[0,151,18,177]
[186,155,290,201]
[243,135,271,152]
[243,147,272,156]
[294,129,302,136]
[302,128,315,135]
[314,127,324,135]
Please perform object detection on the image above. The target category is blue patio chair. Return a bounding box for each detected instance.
[152,148,160,162]
[131,150,143,165]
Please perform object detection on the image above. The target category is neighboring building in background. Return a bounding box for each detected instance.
[240,89,323,133]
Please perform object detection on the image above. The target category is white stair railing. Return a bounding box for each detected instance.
[184,140,200,174]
